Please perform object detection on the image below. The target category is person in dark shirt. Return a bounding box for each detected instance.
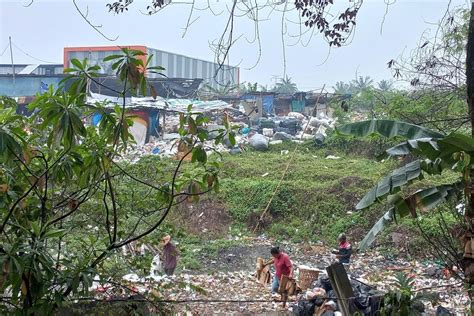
[332,233,352,264]
[160,235,179,275]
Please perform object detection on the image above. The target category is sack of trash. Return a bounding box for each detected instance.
[314,133,325,145]
[259,118,276,129]
[287,112,305,121]
[273,132,293,141]
[249,134,269,151]
[279,118,300,130]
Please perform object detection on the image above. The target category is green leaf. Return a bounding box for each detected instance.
[187,104,193,113]
[192,147,207,163]
[213,178,220,193]
[188,117,197,135]
[103,54,125,62]
[358,184,459,251]
[356,160,423,210]
[358,209,394,252]
[337,119,444,140]
[228,132,236,146]
[43,229,66,239]
[31,221,41,237]
[196,115,210,125]
[71,59,84,70]
[386,139,440,160]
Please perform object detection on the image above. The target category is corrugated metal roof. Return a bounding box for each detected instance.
[87,93,231,113]
[18,64,40,75]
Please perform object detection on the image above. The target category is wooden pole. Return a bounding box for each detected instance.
[162,110,166,140]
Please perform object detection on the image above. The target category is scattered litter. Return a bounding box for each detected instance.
[261,173,269,177]
[326,155,341,160]
[262,128,274,137]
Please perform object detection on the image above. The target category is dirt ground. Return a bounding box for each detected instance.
[155,238,469,315]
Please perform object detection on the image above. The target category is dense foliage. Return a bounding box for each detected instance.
[0,49,234,314]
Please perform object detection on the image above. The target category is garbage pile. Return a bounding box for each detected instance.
[293,275,382,316]
[97,238,469,314]
[118,111,337,162]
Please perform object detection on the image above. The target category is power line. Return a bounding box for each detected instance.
[0,43,9,57]
[11,41,58,64]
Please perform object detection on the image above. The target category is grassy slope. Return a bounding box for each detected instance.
[217,144,394,244]
[112,139,460,272]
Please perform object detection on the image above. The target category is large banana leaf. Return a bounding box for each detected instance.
[385,138,440,160]
[356,160,423,210]
[337,120,444,140]
[358,184,459,251]
[384,133,474,163]
[358,209,394,252]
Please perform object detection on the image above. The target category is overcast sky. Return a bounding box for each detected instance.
[0,0,469,91]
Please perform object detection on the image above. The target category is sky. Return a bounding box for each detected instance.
[0,0,469,91]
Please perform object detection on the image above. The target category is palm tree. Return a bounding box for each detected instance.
[201,81,238,96]
[273,75,298,93]
[377,80,393,92]
[351,76,374,91]
[333,81,354,94]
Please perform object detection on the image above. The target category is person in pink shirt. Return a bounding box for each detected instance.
[264,247,293,294]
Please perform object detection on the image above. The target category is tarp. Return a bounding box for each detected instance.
[291,99,305,112]
[240,94,274,115]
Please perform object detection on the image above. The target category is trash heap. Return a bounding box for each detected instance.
[94,238,469,315]
[118,111,337,162]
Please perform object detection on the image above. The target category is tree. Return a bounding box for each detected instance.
[272,75,298,94]
[103,0,363,77]
[351,76,374,92]
[332,81,354,95]
[385,8,469,130]
[199,81,239,97]
[337,119,472,286]
[388,8,468,92]
[0,49,233,313]
[338,3,474,304]
[377,80,393,92]
[239,82,259,94]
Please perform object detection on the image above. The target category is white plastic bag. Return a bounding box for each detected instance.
[150,254,163,277]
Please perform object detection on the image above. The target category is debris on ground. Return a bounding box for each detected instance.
[100,238,468,314]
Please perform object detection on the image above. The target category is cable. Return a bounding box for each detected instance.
[11,42,58,64]
[0,43,9,57]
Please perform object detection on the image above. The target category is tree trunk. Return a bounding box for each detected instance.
[466,2,474,312]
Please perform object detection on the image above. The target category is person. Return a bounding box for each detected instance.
[332,233,352,264]
[160,235,179,275]
[320,300,342,316]
[264,247,293,295]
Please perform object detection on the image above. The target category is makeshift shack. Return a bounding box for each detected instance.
[87,93,232,146]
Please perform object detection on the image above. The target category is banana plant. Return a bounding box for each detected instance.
[337,119,474,251]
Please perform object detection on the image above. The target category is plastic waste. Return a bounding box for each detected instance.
[273,132,293,141]
[314,133,325,145]
[249,134,269,151]
[150,254,163,277]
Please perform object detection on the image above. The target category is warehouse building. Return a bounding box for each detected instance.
[63,45,239,89]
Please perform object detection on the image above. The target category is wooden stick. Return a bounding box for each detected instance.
[253,85,326,233]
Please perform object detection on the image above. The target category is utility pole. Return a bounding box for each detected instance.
[9,36,15,87]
